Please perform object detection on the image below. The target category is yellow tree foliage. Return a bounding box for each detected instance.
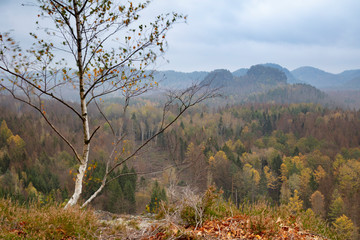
[212,151,228,165]
[280,163,288,182]
[208,156,215,166]
[6,135,25,150]
[291,155,304,171]
[209,150,231,190]
[333,215,357,240]
[0,120,13,146]
[338,160,360,195]
[234,139,245,152]
[224,140,235,151]
[288,190,303,214]
[281,155,305,181]
[263,165,277,189]
[185,142,196,159]
[299,168,312,200]
[329,196,345,221]
[333,154,346,176]
[25,182,39,198]
[242,125,250,134]
[314,165,326,183]
[6,135,26,161]
[243,163,260,186]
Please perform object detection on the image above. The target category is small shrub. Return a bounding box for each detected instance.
[180,205,198,227]
[147,180,167,213]
[159,186,238,229]
[248,214,278,237]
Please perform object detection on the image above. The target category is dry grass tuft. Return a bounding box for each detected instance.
[0,198,99,239]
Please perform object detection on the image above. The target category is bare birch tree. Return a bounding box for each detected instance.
[0,0,218,208]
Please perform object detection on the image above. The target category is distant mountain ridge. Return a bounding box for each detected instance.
[291,66,360,89]
[156,64,360,91]
[153,63,360,108]
[2,63,359,109]
[197,65,306,103]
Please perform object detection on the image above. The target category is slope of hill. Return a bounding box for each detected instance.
[247,83,331,105]
[153,70,208,89]
[261,63,302,84]
[342,75,360,90]
[244,64,287,85]
[232,63,302,84]
[338,69,360,84]
[326,90,360,109]
[291,66,338,88]
[291,66,360,89]
[232,68,248,77]
[201,69,235,88]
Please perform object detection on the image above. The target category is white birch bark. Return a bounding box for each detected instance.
[65,0,90,208]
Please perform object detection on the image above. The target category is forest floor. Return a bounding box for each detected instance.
[0,198,336,239]
[96,212,330,240]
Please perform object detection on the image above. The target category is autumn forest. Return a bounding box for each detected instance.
[1,92,360,236]
[1,0,360,238]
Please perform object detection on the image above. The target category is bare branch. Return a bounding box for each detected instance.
[88,125,100,144]
[83,41,152,100]
[0,85,82,163]
[93,97,115,135]
[107,82,219,176]
[0,67,83,120]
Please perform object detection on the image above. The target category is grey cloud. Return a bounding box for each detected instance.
[1,0,359,73]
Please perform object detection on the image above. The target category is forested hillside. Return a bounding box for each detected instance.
[247,84,331,105]
[1,94,360,238]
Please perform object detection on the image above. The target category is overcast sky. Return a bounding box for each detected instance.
[1,0,359,73]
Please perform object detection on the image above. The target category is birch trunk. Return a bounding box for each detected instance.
[65,100,90,208]
[64,0,90,208]
[81,163,109,208]
[65,162,87,207]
